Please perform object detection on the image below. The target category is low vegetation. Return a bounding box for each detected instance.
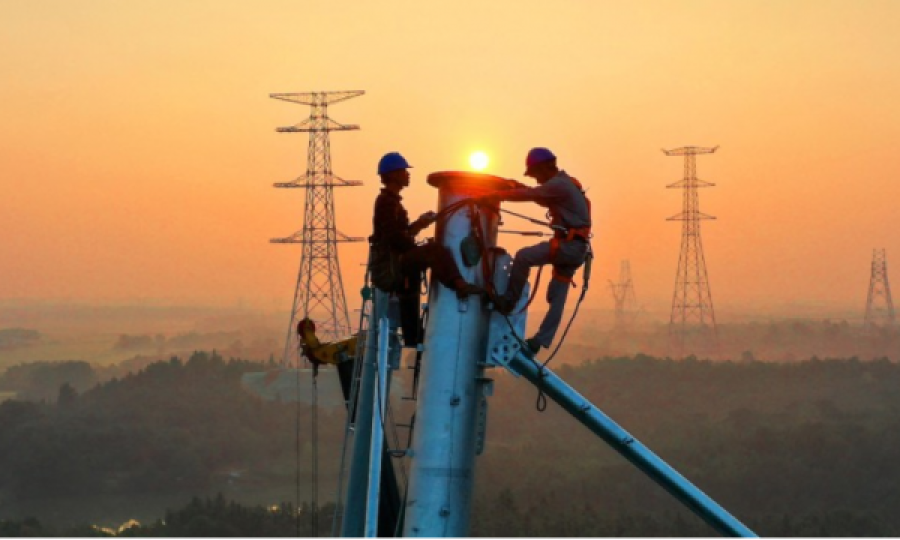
[2,351,900,535]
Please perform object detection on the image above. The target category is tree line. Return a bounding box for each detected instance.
[3,352,900,535]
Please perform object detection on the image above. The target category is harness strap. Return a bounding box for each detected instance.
[548,236,578,287]
[552,268,577,288]
[549,236,561,259]
[564,227,591,242]
[549,175,592,240]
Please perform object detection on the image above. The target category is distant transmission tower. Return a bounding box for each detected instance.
[864,248,895,330]
[270,90,365,365]
[608,260,638,331]
[664,146,719,354]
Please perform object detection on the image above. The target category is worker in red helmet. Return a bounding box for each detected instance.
[480,147,592,354]
[370,152,482,345]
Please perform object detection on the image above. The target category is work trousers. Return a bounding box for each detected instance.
[399,241,463,291]
[503,239,589,348]
[396,241,464,346]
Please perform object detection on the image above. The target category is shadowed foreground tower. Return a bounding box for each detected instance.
[864,248,895,331]
[270,90,364,364]
[664,146,719,355]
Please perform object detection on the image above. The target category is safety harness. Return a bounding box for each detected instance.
[515,175,592,313]
[547,175,592,286]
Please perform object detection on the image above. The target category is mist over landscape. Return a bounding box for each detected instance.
[5,0,900,536]
[3,298,900,535]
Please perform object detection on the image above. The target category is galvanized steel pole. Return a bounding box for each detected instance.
[402,172,509,537]
[364,317,390,537]
[342,290,388,536]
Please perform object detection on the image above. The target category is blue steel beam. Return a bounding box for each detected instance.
[364,317,390,537]
[507,352,757,538]
[402,172,513,537]
[342,290,402,537]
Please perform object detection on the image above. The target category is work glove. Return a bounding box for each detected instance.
[410,211,437,236]
[418,210,438,224]
[504,179,528,190]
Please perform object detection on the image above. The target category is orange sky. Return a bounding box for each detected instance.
[2,0,899,320]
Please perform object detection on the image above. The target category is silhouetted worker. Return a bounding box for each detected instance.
[482,147,592,354]
[370,152,481,345]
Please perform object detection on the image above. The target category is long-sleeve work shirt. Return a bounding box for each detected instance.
[371,188,417,253]
[499,171,591,230]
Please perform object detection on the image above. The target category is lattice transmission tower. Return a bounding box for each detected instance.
[664,146,719,354]
[270,90,364,365]
[864,248,895,330]
[608,260,638,331]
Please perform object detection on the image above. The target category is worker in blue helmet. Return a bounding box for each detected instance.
[479,147,592,354]
[370,152,482,346]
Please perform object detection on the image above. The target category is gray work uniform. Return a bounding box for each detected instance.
[500,171,592,347]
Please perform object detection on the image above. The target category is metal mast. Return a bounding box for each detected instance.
[664,146,718,354]
[336,170,757,538]
[270,90,365,360]
[864,248,895,330]
[608,260,637,332]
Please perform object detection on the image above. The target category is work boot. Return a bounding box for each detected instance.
[525,337,545,355]
[452,278,483,300]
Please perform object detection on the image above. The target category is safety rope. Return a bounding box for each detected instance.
[498,229,548,237]
[461,202,553,411]
[519,266,543,314]
[467,201,497,298]
[498,207,551,228]
[467,197,593,412]
[545,248,593,366]
[531,248,593,411]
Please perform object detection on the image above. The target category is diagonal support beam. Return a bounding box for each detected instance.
[505,351,757,538]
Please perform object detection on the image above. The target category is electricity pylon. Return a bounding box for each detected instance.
[608,260,638,331]
[270,90,365,365]
[864,248,895,331]
[664,145,719,355]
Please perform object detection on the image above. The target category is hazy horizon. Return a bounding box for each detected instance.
[3,0,899,325]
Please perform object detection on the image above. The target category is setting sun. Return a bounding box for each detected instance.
[469,151,489,171]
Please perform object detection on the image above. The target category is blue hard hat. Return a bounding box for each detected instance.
[377,152,412,175]
[524,147,556,175]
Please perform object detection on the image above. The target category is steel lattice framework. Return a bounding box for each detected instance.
[608,260,638,331]
[270,90,364,363]
[664,146,719,352]
[864,248,895,330]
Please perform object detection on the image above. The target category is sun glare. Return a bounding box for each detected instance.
[469,151,489,171]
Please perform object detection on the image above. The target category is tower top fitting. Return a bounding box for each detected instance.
[662,145,719,156]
